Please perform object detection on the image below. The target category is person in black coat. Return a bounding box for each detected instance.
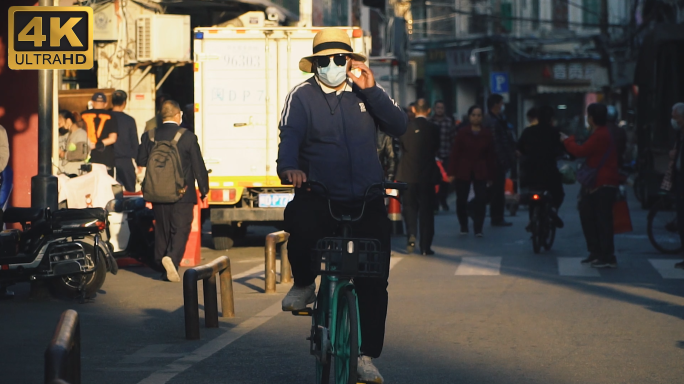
[397,98,440,255]
[137,100,210,282]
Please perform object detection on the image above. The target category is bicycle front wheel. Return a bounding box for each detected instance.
[647,197,683,254]
[334,288,359,384]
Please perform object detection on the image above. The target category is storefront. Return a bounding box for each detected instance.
[512,59,608,138]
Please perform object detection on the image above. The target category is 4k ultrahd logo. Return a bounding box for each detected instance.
[8,6,93,70]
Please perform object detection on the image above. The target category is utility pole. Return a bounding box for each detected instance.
[600,0,609,36]
[390,0,410,108]
[33,0,58,211]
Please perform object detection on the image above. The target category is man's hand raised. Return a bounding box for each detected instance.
[347,61,375,90]
[282,169,307,188]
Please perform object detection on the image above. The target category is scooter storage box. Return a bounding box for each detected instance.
[0,230,20,258]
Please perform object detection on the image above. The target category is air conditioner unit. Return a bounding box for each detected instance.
[136,15,191,62]
[93,2,118,41]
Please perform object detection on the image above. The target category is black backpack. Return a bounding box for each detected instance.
[142,128,187,203]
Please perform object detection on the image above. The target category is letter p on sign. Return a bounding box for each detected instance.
[8,6,93,70]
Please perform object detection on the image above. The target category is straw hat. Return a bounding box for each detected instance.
[299,28,366,73]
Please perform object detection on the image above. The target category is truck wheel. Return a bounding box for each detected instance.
[212,224,235,250]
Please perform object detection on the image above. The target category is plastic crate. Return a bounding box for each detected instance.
[314,237,387,277]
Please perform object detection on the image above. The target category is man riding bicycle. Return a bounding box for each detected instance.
[276,28,407,383]
[516,105,566,228]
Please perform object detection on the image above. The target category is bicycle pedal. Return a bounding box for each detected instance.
[291,308,313,316]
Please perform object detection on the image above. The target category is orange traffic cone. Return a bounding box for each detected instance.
[180,189,205,267]
[388,195,404,236]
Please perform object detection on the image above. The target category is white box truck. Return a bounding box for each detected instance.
[193,25,370,249]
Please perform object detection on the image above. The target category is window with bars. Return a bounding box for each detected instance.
[552,0,569,29]
[532,0,540,30]
[582,0,600,26]
[501,2,513,33]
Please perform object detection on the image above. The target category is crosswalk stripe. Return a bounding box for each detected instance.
[455,257,502,276]
[648,259,684,279]
[557,257,601,277]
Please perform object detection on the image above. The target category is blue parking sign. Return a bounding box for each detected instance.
[490,72,509,94]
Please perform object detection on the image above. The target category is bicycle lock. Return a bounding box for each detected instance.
[183,256,235,340]
[44,309,80,384]
[265,230,292,293]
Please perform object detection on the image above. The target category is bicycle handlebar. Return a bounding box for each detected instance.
[303,180,407,223]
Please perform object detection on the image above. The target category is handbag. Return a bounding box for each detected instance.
[576,129,613,189]
[613,189,632,234]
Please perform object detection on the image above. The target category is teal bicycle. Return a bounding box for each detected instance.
[291,180,406,384]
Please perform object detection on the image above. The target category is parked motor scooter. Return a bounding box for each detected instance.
[0,167,117,300]
[105,195,159,271]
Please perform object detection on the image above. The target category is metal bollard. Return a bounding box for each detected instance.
[265,231,290,293]
[281,240,292,284]
[183,256,235,340]
[45,310,81,384]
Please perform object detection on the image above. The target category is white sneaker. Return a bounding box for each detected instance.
[281,283,316,311]
[162,256,180,282]
[357,355,384,383]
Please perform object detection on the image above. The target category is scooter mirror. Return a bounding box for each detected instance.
[105,199,123,213]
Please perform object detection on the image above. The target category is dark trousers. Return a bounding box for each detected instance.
[402,182,436,251]
[489,168,507,223]
[578,187,617,260]
[284,192,391,358]
[115,158,136,192]
[153,202,194,267]
[674,174,684,254]
[455,178,487,233]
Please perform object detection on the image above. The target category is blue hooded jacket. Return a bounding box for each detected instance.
[277,77,407,202]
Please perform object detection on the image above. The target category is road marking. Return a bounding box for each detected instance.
[649,259,684,279]
[119,344,185,364]
[135,256,405,384]
[136,301,284,384]
[455,257,501,276]
[557,257,601,277]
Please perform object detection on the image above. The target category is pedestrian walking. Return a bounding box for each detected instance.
[447,105,497,237]
[430,100,456,212]
[58,110,89,176]
[276,28,407,383]
[81,92,118,176]
[667,103,684,269]
[484,94,516,226]
[397,98,440,255]
[137,100,209,282]
[111,90,140,192]
[562,103,621,268]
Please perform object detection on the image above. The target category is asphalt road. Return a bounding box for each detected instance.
[2,185,684,383]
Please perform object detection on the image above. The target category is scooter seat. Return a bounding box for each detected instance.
[53,208,107,223]
[3,207,45,223]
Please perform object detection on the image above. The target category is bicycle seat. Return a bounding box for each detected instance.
[3,207,45,223]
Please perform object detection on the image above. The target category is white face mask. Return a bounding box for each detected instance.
[317,61,347,87]
[500,104,505,114]
[672,118,681,131]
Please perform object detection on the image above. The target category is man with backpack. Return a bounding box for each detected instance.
[137,100,210,282]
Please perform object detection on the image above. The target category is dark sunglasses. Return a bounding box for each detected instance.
[316,54,349,68]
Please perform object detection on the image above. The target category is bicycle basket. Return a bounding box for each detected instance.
[314,237,387,277]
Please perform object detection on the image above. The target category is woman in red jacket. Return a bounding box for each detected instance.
[447,105,498,237]
[562,103,620,268]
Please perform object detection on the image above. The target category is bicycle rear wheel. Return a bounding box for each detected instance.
[334,288,359,384]
[531,206,542,254]
[543,207,556,251]
[647,197,683,254]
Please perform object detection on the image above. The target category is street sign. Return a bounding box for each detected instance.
[8,6,93,70]
[490,72,509,94]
